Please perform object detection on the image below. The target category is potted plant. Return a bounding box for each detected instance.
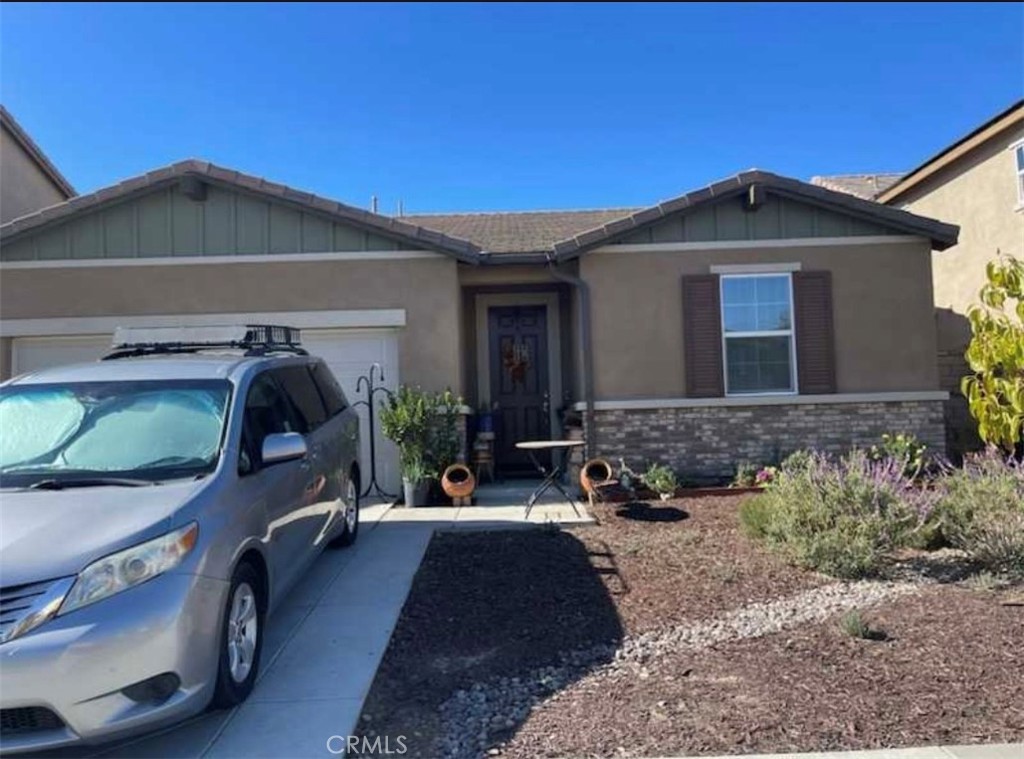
[380,385,432,507]
[642,463,678,502]
[401,457,429,508]
[381,385,465,507]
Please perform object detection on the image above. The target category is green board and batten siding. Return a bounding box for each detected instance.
[1,184,411,262]
[613,195,891,245]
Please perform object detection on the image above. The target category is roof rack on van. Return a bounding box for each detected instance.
[103,324,308,360]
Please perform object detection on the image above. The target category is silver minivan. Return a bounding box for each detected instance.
[0,326,361,754]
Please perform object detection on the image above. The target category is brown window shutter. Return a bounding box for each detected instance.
[682,274,724,397]
[793,270,837,394]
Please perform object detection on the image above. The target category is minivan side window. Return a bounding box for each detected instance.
[240,372,297,473]
[274,365,327,433]
[310,362,348,418]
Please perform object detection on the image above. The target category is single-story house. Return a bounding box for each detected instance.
[0,160,959,488]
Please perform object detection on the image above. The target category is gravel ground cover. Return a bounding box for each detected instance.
[355,496,1023,758]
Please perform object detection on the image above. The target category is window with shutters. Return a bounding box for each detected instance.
[720,273,797,395]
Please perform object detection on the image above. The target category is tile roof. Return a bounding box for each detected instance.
[810,173,904,199]
[402,208,638,254]
[0,159,481,262]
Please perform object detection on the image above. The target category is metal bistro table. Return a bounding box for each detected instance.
[515,440,585,518]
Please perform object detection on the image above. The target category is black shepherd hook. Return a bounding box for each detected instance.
[353,363,395,501]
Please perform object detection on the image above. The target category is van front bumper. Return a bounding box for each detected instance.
[0,571,229,755]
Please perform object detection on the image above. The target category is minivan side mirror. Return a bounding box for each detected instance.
[261,432,308,466]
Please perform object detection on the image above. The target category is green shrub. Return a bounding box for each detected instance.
[749,449,934,578]
[931,449,1024,575]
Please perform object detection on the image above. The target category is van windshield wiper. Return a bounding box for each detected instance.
[27,477,154,490]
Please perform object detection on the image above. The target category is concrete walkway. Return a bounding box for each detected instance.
[670,745,1023,759]
[385,479,595,529]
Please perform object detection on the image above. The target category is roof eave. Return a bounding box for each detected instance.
[552,170,959,260]
[0,159,483,263]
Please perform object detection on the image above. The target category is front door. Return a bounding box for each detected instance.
[489,305,550,474]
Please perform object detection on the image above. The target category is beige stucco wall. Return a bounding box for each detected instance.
[581,240,939,399]
[895,121,1024,352]
[0,257,462,392]
[0,126,69,224]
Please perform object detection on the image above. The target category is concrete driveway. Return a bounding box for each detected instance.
[48,503,433,759]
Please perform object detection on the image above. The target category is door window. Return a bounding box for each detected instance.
[310,361,348,418]
[274,365,328,433]
[241,372,297,472]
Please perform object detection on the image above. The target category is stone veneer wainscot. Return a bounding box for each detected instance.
[581,397,947,480]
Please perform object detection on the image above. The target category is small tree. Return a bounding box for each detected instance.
[962,256,1024,451]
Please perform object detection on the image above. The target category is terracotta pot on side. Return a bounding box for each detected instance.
[580,458,613,495]
[441,464,476,499]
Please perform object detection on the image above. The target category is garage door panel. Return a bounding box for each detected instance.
[295,329,401,498]
[12,335,111,376]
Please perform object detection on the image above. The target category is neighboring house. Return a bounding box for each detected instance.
[811,102,1024,455]
[0,106,75,223]
[878,100,1024,397]
[0,161,958,487]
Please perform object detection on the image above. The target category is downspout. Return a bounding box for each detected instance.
[546,257,595,457]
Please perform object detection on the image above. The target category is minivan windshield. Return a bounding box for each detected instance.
[0,379,232,488]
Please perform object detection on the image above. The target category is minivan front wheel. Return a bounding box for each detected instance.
[212,563,264,708]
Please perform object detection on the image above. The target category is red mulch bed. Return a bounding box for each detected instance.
[583,497,824,634]
[355,495,1024,757]
[504,585,1024,757]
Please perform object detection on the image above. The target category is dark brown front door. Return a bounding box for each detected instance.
[489,305,550,474]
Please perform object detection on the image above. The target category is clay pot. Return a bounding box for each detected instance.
[580,458,614,495]
[441,464,476,499]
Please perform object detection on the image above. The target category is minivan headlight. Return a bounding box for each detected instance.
[60,523,199,615]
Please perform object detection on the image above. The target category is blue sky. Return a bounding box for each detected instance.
[1,3,1021,213]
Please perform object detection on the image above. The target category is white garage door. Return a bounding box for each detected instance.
[11,335,113,376]
[9,328,402,497]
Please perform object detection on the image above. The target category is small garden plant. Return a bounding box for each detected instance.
[868,432,928,480]
[733,461,777,488]
[732,462,758,488]
[838,609,885,641]
[641,463,678,501]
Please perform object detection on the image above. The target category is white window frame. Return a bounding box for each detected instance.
[720,272,799,397]
[1013,140,1024,207]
